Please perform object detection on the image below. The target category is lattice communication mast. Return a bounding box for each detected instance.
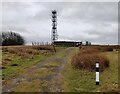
[51,9,58,44]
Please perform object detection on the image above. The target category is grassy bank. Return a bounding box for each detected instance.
[2,46,58,80]
[63,50,118,92]
[2,51,53,80]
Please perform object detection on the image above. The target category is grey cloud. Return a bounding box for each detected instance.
[72,33,118,45]
[2,2,118,45]
[60,2,118,23]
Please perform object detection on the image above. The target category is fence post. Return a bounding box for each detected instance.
[96,61,99,85]
[52,44,56,52]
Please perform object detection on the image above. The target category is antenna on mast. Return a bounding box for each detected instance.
[51,9,58,44]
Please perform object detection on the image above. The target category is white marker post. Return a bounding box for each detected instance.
[96,61,99,85]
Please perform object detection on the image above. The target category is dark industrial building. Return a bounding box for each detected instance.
[54,41,82,47]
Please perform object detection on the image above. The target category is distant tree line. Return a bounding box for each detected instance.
[1,31,25,46]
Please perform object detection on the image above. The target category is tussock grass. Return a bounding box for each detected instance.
[32,45,53,51]
[2,46,55,79]
[79,49,100,54]
[63,50,118,92]
[80,45,120,52]
[2,46,53,58]
[71,49,109,72]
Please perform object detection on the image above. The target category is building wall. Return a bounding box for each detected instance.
[54,41,82,47]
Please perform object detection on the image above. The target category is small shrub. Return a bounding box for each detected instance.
[71,49,109,72]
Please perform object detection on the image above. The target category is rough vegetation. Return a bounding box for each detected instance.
[80,45,120,52]
[2,45,54,58]
[72,47,110,72]
[1,46,119,92]
[63,48,118,92]
[2,45,55,79]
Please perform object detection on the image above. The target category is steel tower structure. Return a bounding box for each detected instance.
[51,9,58,44]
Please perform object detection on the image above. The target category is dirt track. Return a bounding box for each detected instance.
[3,47,76,92]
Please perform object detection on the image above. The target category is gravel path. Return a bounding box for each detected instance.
[3,47,75,92]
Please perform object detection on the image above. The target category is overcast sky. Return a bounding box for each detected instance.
[1,2,118,45]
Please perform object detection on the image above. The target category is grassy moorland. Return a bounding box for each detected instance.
[63,47,118,92]
[2,46,56,80]
[1,45,119,92]
[2,47,73,92]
